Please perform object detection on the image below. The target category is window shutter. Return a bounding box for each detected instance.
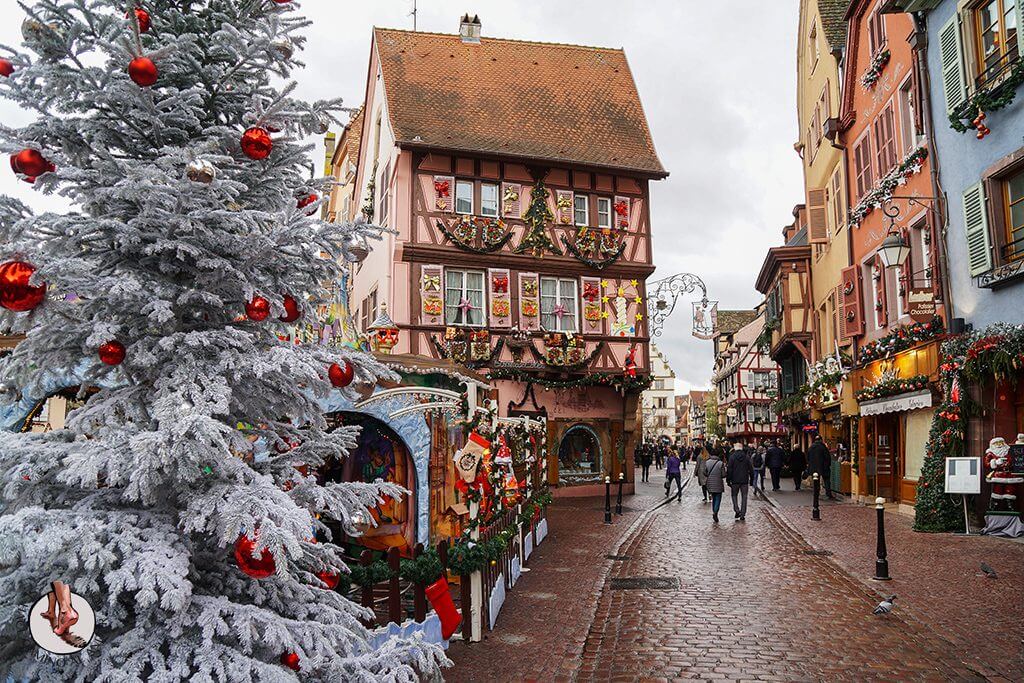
[555,190,574,225]
[488,268,512,328]
[963,182,993,276]
[580,276,603,335]
[518,272,540,331]
[939,14,967,116]
[613,196,631,230]
[831,167,845,232]
[501,182,522,218]
[807,188,828,243]
[420,265,444,326]
[874,257,888,327]
[433,175,455,213]
[830,287,840,345]
[839,265,864,339]
[1018,1,1024,59]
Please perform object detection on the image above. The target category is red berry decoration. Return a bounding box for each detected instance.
[240,127,273,160]
[317,570,340,590]
[245,296,271,321]
[0,261,46,312]
[0,59,14,77]
[328,361,354,388]
[128,56,158,86]
[280,652,300,672]
[234,534,277,579]
[128,7,151,32]
[98,340,127,366]
[296,193,318,213]
[273,0,292,3]
[13,149,52,178]
[280,294,300,323]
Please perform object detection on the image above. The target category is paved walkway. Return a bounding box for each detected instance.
[447,471,1006,681]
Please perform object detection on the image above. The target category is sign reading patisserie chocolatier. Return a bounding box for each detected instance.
[908,287,937,323]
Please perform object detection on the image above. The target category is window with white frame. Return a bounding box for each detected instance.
[574,194,589,226]
[445,269,486,326]
[747,404,772,423]
[480,183,499,217]
[917,219,933,287]
[597,197,611,228]
[897,77,922,156]
[455,180,473,215]
[540,277,578,331]
[377,161,390,226]
[867,262,883,329]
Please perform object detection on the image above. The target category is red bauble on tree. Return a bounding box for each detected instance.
[296,193,318,213]
[0,59,14,77]
[280,652,300,672]
[245,296,271,321]
[98,340,127,366]
[317,570,340,590]
[12,149,54,181]
[0,261,46,312]
[128,56,158,86]
[240,127,273,160]
[279,294,300,323]
[234,534,277,579]
[328,361,354,388]
[128,7,151,32]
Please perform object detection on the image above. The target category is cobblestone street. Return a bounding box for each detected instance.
[448,470,1019,681]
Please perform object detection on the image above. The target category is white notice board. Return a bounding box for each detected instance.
[945,457,981,495]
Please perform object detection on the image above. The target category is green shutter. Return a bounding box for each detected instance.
[963,183,993,277]
[939,14,967,116]
[1017,0,1024,58]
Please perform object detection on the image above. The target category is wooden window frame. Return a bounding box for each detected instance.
[597,197,612,229]
[982,147,1024,266]
[574,193,590,227]
[868,4,888,56]
[539,276,579,333]
[480,182,499,217]
[455,179,474,215]
[853,130,874,202]
[897,75,921,156]
[377,160,391,226]
[873,101,898,176]
[445,268,487,327]
[970,0,1021,88]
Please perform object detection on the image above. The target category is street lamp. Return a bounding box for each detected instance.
[877,204,911,269]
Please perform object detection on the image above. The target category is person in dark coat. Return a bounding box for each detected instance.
[638,445,653,483]
[701,448,726,523]
[788,446,806,491]
[806,436,835,499]
[766,439,786,491]
[725,443,752,521]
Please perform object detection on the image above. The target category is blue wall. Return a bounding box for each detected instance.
[925,0,1024,328]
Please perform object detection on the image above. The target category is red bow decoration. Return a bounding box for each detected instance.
[434,180,450,197]
[613,200,628,217]
[492,275,509,293]
[583,282,600,302]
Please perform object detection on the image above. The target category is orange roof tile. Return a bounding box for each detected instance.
[373,28,667,177]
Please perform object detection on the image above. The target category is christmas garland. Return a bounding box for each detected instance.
[560,233,626,270]
[349,559,393,587]
[773,384,810,415]
[855,374,929,402]
[529,339,603,370]
[755,316,780,353]
[948,59,1024,133]
[857,316,944,364]
[487,368,652,392]
[848,146,929,228]
[435,218,514,254]
[398,548,444,585]
[860,49,891,89]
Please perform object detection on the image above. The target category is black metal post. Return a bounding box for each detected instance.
[615,472,624,515]
[604,476,612,524]
[873,497,891,580]
[812,473,821,521]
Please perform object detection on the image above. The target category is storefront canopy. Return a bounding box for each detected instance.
[859,389,933,416]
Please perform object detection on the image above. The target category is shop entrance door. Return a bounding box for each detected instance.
[874,414,899,502]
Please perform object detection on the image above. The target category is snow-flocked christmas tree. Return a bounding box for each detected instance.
[0,1,447,679]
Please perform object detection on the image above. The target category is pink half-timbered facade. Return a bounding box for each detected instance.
[345,18,667,493]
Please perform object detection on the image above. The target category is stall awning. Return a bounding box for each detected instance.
[859,390,933,416]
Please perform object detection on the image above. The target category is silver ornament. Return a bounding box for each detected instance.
[186,158,217,183]
[342,232,369,263]
[271,38,294,60]
[314,113,330,135]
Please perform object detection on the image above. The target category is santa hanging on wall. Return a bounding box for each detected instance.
[985,436,1023,508]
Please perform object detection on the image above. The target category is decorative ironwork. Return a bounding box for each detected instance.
[646,272,709,338]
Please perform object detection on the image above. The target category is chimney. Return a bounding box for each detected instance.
[459,13,481,43]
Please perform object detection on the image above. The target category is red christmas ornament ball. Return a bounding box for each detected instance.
[240,127,273,160]
[280,652,300,672]
[246,296,271,321]
[280,294,300,323]
[317,570,340,590]
[128,56,158,86]
[234,534,277,579]
[296,193,318,211]
[328,361,354,388]
[0,59,14,77]
[0,261,46,312]
[13,149,53,178]
[128,7,151,32]
[98,341,127,366]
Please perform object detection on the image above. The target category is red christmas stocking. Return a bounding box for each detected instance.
[425,576,462,640]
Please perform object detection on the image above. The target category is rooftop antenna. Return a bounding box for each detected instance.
[409,0,417,31]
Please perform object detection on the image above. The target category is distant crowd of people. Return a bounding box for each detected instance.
[635,436,839,524]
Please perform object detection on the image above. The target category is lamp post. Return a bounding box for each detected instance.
[877,204,912,269]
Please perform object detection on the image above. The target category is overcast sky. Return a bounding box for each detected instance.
[0,0,803,393]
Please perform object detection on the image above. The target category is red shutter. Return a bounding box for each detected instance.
[839,266,864,340]
[899,228,911,314]
[433,175,454,213]
[807,188,828,243]
[501,182,522,218]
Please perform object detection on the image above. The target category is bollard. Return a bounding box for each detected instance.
[615,472,624,515]
[812,473,821,521]
[604,476,612,524]
[873,497,891,581]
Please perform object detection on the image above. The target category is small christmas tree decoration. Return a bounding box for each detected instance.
[0,59,13,77]
[185,158,216,183]
[280,294,300,323]
[424,577,461,640]
[128,56,158,86]
[328,361,354,388]
[12,149,53,178]
[98,340,127,366]
[234,533,277,579]
[128,7,151,32]
[0,260,46,312]
[240,126,273,160]
[280,652,301,672]
[245,296,271,321]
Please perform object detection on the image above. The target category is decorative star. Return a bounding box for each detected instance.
[458,297,476,317]
[600,311,609,319]
[630,279,638,287]
[636,313,644,321]
[552,302,568,321]
[600,279,609,288]
[601,296,609,304]
[634,297,643,305]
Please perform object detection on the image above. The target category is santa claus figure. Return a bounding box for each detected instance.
[985,436,1023,508]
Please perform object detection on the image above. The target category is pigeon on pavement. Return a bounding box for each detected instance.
[873,595,896,615]
[980,562,998,579]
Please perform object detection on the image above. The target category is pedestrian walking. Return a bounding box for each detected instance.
[701,447,726,523]
[766,439,786,491]
[751,443,766,495]
[696,446,710,502]
[789,446,806,491]
[806,436,835,499]
[665,450,682,500]
[639,445,653,483]
[726,442,752,521]
[678,444,687,471]
[655,445,664,470]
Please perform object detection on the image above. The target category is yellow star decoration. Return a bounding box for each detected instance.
[636,313,644,321]
[634,297,643,305]
[600,279,608,288]
[600,311,609,319]
[601,296,609,304]
[630,279,638,287]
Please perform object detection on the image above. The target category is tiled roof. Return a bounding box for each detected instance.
[818,0,851,50]
[716,310,759,335]
[372,28,666,176]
